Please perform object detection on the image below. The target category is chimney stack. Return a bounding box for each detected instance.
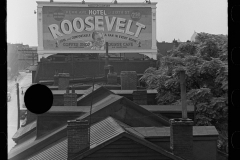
[64,86,77,106]
[120,71,137,90]
[58,73,70,90]
[133,90,147,105]
[170,70,194,160]
[170,118,194,160]
[67,119,90,160]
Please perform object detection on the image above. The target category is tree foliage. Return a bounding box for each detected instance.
[140,32,228,153]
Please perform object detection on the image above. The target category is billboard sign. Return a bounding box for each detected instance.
[37,2,157,57]
[42,7,153,50]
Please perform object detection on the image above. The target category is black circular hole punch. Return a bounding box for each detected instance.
[24,84,53,114]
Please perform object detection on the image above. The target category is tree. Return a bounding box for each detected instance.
[140,32,228,153]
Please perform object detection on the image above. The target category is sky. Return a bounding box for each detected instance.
[7,0,227,46]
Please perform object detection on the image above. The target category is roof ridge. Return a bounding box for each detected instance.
[112,117,147,139]
[106,116,126,133]
[122,97,170,126]
[77,86,115,101]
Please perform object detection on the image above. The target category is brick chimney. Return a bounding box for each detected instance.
[58,73,70,90]
[170,70,194,160]
[67,119,90,160]
[133,90,147,105]
[170,118,194,160]
[120,71,137,90]
[53,74,59,86]
[64,87,77,106]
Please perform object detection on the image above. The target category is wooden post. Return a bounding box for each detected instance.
[180,70,187,119]
[16,83,20,129]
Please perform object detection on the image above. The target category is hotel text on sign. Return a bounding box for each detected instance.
[42,7,152,51]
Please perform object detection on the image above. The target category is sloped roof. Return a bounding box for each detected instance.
[26,117,125,160]
[8,122,67,160]
[133,126,219,138]
[26,117,183,160]
[9,131,37,159]
[48,106,90,113]
[27,138,67,160]
[78,94,122,119]
[111,89,158,94]
[52,90,86,95]
[77,93,170,127]
[77,85,114,102]
[10,93,168,155]
[140,105,194,112]
[12,121,36,140]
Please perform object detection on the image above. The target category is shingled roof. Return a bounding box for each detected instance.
[26,117,184,160]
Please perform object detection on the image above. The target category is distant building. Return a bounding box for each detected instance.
[156,39,180,68]
[190,31,198,42]
[157,41,173,57]
[7,43,38,78]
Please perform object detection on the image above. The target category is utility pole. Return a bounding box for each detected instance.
[16,82,20,129]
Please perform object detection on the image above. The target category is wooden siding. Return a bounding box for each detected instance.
[83,137,173,160]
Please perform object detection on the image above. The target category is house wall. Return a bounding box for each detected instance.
[83,137,172,160]
[193,138,217,160]
[148,136,218,160]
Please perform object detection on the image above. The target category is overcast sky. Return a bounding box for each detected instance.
[7,0,227,46]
